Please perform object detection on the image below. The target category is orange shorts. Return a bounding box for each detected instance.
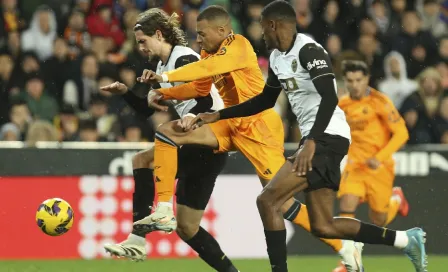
[209,109,285,180]
[338,164,395,213]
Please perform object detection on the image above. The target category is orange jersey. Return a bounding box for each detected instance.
[158,34,265,110]
[338,88,409,168]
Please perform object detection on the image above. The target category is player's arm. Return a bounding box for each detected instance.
[218,67,282,119]
[161,37,249,83]
[157,77,213,100]
[374,98,410,162]
[299,43,339,139]
[122,90,155,119]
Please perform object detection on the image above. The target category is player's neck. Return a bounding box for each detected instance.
[160,43,174,65]
[279,33,297,53]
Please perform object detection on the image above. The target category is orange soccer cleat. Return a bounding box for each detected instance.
[393,186,409,217]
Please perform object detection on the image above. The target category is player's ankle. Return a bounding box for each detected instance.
[393,231,409,249]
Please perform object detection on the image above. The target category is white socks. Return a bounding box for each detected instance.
[128,233,146,245]
[393,231,409,249]
[158,202,173,209]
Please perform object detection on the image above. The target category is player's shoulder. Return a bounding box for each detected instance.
[171,45,200,59]
[222,34,252,49]
[338,94,352,108]
[370,88,394,106]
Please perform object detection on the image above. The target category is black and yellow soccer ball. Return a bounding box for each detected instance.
[36,198,75,236]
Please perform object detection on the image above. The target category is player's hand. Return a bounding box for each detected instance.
[292,139,316,177]
[366,158,381,170]
[187,112,220,130]
[137,69,163,84]
[178,114,195,132]
[147,90,168,112]
[100,81,128,95]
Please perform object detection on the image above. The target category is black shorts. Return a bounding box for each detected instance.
[288,133,349,192]
[176,145,227,210]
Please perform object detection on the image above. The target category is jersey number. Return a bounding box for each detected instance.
[279,78,299,92]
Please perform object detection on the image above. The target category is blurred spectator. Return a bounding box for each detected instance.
[78,118,105,142]
[437,95,448,143]
[121,121,143,142]
[54,104,79,141]
[21,6,57,61]
[388,0,407,38]
[20,73,59,122]
[86,4,125,50]
[43,38,73,103]
[326,34,342,63]
[25,120,59,146]
[64,8,91,59]
[417,0,447,39]
[368,0,390,36]
[79,94,120,141]
[436,61,448,89]
[5,31,21,59]
[0,122,19,141]
[400,67,446,144]
[392,11,438,78]
[378,51,419,109]
[357,34,384,86]
[65,54,99,109]
[0,0,24,41]
[0,99,31,141]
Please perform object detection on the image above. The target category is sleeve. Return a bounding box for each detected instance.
[163,36,249,82]
[219,68,282,119]
[122,90,155,119]
[375,96,409,162]
[189,94,213,115]
[158,78,213,100]
[298,43,338,138]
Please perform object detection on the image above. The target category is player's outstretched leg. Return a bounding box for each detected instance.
[105,149,156,261]
[133,120,219,235]
[258,160,427,272]
[177,204,239,272]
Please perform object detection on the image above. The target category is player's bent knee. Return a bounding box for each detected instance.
[310,222,337,239]
[156,122,174,137]
[176,219,200,240]
[369,214,387,227]
[132,150,153,169]
[256,189,280,212]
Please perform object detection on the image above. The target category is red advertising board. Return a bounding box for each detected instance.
[0,176,218,259]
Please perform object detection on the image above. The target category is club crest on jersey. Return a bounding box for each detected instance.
[291,59,298,72]
[306,59,328,70]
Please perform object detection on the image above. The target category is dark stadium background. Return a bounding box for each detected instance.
[0,0,447,271]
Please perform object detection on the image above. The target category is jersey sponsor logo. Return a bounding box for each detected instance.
[306,59,328,71]
[291,59,298,72]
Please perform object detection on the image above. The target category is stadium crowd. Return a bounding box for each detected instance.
[0,0,446,144]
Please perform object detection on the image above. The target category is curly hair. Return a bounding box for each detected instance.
[134,8,187,47]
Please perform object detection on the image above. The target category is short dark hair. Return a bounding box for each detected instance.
[197,5,230,22]
[261,0,296,23]
[341,60,370,76]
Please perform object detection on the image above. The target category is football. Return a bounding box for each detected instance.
[36,198,75,236]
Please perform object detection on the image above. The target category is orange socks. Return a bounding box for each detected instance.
[285,200,343,253]
[154,133,178,203]
[385,196,400,225]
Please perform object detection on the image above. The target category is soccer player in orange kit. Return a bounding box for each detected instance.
[334,60,411,271]
[133,5,363,271]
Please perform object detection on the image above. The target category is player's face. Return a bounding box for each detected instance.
[260,17,278,50]
[135,30,162,59]
[344,71,369,100]
[196,19,226,53]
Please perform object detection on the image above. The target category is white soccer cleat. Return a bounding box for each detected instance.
[104,237,146,262]
[133,203,177,235]
[338,240,364,272]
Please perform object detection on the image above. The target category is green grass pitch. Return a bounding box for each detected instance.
[1,256,447,272]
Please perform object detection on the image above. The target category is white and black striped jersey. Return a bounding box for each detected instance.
[155,46,224,117]
[268,34,351,140]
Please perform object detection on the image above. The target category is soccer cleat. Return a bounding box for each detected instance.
[133,204,177,235]
[335,240,364,272]
[104,239,146,262]
[393,187,409,217]
[403,228,427,272]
